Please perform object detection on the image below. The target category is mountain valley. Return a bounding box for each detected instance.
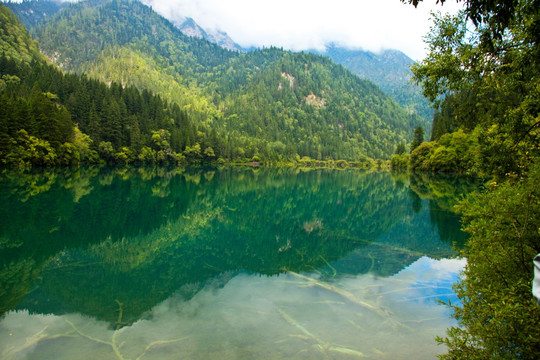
[2,0,431,166]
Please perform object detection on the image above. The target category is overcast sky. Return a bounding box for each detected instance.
[139,0,463,60]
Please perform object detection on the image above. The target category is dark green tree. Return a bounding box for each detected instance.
[410,126,424,152]
[402,0,540,357]
[395,142,406,155]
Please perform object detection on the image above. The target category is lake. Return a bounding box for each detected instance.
[0,166,477,359]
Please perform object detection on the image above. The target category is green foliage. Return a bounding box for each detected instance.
[320,46,434,126]
[405,1,540,358]
[138,146,156,164]
[57,142,80,166]
[72,126,98,163]
[212,48,420,160]
[408,129,479,174]
[203,146,215,159]
[0,1,228,166]
[183,143,201,163]
[97,141,114,162]
[410,4,540,177]
[4,129,57,168]
[114,146,133,165]
[430,93,457,141]
[409,141,435,171]
[395,142,406,155]
[437,164,540,359]
[1,5,212,166]
[390,153,409,169]
[0,4,43,65]
[403,0,524,42]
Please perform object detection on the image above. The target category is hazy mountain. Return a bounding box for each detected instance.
[3,0,67,29]
[166,17,434,125]
[175,17,244,52]
[161,14,433,125]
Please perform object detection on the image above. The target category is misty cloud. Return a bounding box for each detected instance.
[141,0,463,60]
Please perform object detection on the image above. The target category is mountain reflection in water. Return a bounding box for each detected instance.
[0,166,477,359]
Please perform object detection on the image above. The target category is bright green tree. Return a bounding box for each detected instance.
[438,165,540,359]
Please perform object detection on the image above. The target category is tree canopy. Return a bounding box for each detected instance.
[402,0,540,357]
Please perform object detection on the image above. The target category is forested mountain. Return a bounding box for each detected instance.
[0,2,42,64]
[2,0,426,166]
[317,45,434,126]
[0,4,207,167]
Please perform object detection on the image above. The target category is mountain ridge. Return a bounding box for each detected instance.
[175,17,244,52]
[5,0,432,126]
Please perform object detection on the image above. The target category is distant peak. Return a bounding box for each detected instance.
[176,17,208,39]
[174,16,244,52]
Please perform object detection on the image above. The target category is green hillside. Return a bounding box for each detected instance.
[0,4,208,167]
[319,45,434,128]
[0,3,42,64]
[30,0,424,160]
[2,0,66,30]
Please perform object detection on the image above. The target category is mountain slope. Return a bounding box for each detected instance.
[34,0,235,74]
[7,1,433,129]
[0,4,210,167]
[27,0,424,160]
[318,45,434,126]
[216,49,421,159]
[0,3,43,65]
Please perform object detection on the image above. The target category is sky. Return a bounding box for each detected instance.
[138,0,464,60]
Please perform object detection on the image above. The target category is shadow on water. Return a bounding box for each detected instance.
[0,166,478,327]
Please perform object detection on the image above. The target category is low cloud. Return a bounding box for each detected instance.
[141,0,463,60]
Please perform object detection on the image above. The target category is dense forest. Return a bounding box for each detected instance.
[397,0,540,358]
[318,45,434,124]
[0,4,228,167]
[1,0,426,167]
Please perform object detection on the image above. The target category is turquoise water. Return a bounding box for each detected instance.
[0,167,476,359]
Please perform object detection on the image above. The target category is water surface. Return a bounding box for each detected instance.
[0,167,476,359]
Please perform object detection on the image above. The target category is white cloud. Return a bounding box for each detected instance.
[142,0,464,60]
[1,269,459,358]
[6,0,463,59]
